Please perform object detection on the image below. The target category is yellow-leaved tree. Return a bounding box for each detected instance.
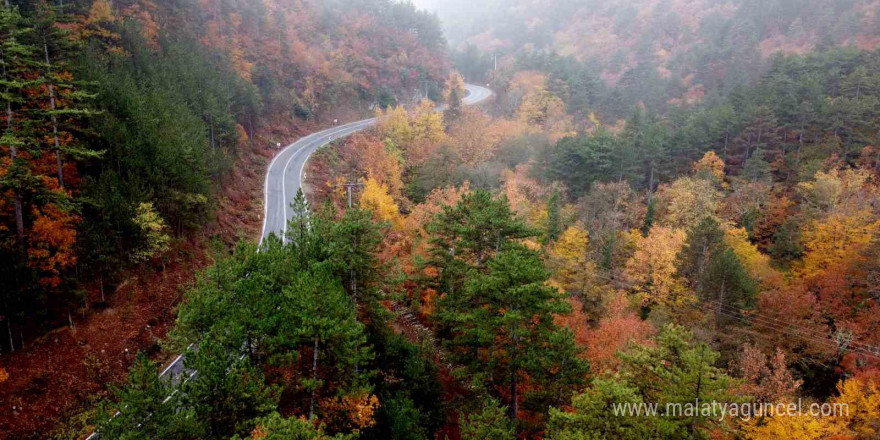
[797,168,876,216]
[87,0,114,23]
[319,391,380,432]
[377,105,414,147]
[549,223,598,299]
[412,99,445,143]
[623,226,688,307]
[828,376,880,438]
[131,202,170,263]
[449,108,497,165]
[800,210,880,277]
[725,226,782,288]
[360,178,404,230]
[742,412,834,440]
[693,150,726,184]
[516,88,572,135]
[743,376,879,440]
[655,176,721,230]
[444,71,466,101]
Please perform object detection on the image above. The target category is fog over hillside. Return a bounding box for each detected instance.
[3,1,880,439]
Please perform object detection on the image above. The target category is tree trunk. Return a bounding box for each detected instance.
[695,240,710,292]
[2,43,25,243]
[7,319,14,353]
[351,232,358,302]
[44,38,64,189]
[689,346,706,439]
[309,337,319,419]
[6,103,24,243]
[722,132,729,162]
[13,189,24,243]
[209,112,215,152]
[508,326,518,420]
[5,296,13,353]
[509,373,518,421]
[792,112,806,180]
[715,280,726,332]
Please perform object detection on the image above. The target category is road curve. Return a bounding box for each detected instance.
[260,83,493,243]
[85,84,492,440]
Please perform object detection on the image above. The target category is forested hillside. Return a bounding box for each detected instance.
[0,0,447,437]
[95,56,880,439]
[4,0,880,439]
[420,0,880,120]
[293,47,880,436]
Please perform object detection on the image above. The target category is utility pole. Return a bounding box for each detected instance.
[337,176,364,209]
[335,174,364,301]
[421,80,436,100]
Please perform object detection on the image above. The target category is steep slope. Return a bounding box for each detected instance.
[0,0,451,438]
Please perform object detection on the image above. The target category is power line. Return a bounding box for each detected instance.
[577,266,880,358]
[711,301,880,353]
[688,300,880,359]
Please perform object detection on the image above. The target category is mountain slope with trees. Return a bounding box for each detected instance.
[422,0,880,121]
[0,0,448,437]
[4,1,880,439]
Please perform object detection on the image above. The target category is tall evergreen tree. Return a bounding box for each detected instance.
[617,324,739,439]
[435,244,588,420]
[283,267,370,418]
[460,398,515,440]
[701,247,756,325]
[31,0,100,189]
[676,216,726,293]
[445,86,463,126]
[95,354,203,440]
[181,337,281,440]
[0,4,32,245]
[319,204,385,302]
[428,190,535,297]
[547,378,650,440]
[545,188,562,243]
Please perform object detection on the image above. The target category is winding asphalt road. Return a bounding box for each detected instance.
[86,84,492,439]
[260,83,493,242]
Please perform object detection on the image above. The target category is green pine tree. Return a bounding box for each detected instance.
[182,337,281,439]
[319,204,385,302]
[95,353,203,440]
[428,190,536,297]
[676,216,726,293]
[459,398,514,440]
[435,245,587,420]
[445,86,463,126]
[283,266,370,418]
[617,324,740,439]
[31,0,101,189]
[547,378,650,440]
[233,412,352,440]
[702,247,756,324]
[0,4,34,244]
[545,188,562,244]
